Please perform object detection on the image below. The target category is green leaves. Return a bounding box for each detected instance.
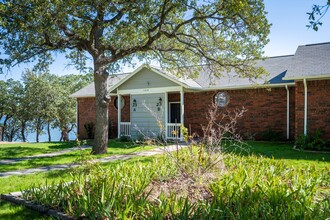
[1,0,270,77]
[307,2,330,31]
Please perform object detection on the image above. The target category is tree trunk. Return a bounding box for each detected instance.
[21,121,26,142]
[92,64,110,154]
[61,124,69,142]
[36,120,40,143]
[47,121,51,142]
[62,129,69,142]
[36,129,39,143]
[1,116,9,141]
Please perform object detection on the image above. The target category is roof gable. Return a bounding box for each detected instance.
[284,42,330,80]
[109,65,193,93]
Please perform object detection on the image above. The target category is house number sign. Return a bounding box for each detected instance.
[156,97,162,111]
[132,99,137,111]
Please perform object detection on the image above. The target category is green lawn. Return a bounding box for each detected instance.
[0,142,77,160]
[243,141,329,168]
[0,141,328,219]
[0,140,154,172]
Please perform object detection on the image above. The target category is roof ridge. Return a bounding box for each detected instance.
[266,54,294,59]
[304,42,330,46]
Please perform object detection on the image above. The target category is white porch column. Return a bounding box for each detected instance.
[180,90,184,141]
[117,94,121,138]
[165,92,168,139]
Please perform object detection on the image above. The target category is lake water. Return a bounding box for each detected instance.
[23,128,77,142]
[1,118,77,142]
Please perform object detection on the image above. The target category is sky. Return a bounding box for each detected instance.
[1,0,329,81]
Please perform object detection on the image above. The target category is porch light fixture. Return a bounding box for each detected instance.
[214,92,229,107]
[114,97,125,110]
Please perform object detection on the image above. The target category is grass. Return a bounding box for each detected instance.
[243,141,329,168]
[0,157,153,219]
[0,141,329,219]
[0,140,154,172]
[0,142,77,160]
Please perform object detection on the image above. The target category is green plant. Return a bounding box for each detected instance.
[295,130,329,151]
[19,141,330,219]
[108,120,113,139]
[119,135,130,142]
[84,122,94,139]
[259,127,283,141]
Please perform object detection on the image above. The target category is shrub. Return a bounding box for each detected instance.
[119,135,130,142]
[259,127,283,141]
[108,120,113,139]
[83,121,94,139]
[295,130,329,151]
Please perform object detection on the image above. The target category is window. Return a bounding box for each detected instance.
[114,97,125,110]
[214,92,229,107]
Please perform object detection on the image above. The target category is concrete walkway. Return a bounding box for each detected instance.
[0,145,92,165]
[0,145,185,178]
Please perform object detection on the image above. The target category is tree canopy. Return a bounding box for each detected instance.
[0,72,92,142]
[0,0,270,153]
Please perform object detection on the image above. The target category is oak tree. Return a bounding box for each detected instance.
[0,0,270,154]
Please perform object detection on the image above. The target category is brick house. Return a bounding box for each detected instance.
[71,42,330,141]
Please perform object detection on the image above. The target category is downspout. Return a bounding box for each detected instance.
[285,85,290,139]
[303,79,308,135]
[76,100,78,140]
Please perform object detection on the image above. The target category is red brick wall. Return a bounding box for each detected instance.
[295,80,330,140]
[78,87,305,141]
[168,93,180,102]
[77,97,96,139]
[184,87,294,140]
[295,81,305,138]
[78,95,130,139]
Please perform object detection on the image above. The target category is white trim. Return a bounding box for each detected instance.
[108,64,188,93]
[180,90,184,141]
[185,83,296,92]
[303,79,308,135]
[70,93,117,98]
[165,92,168,139]
[117,93,122,138]
[283,74,330,81]
[285,85,290,139]
[117,86,182,95]
[76,101,78,139]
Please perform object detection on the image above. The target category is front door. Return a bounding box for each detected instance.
[169,103,181,123]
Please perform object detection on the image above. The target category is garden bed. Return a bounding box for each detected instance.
[3,143,329,219]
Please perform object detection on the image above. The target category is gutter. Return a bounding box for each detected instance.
[285,85,290,139]
[303,79,308,135]
[283,74,330,81]
[186,82,295,92]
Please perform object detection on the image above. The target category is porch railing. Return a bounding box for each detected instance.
[120,122,131,137]
[166,123,181,139]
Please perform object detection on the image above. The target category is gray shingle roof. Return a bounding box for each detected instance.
[71,42,330,98]
[284,42,330,80]
[194,55,294,88]
[70,73,129,98]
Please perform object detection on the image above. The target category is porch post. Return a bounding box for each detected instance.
[117,94,121,138]
[180,89,184,141]
[165,92,168,140]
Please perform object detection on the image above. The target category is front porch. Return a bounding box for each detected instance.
[117,91,185,141]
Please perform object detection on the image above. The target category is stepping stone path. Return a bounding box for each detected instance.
[0,145,185,178]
